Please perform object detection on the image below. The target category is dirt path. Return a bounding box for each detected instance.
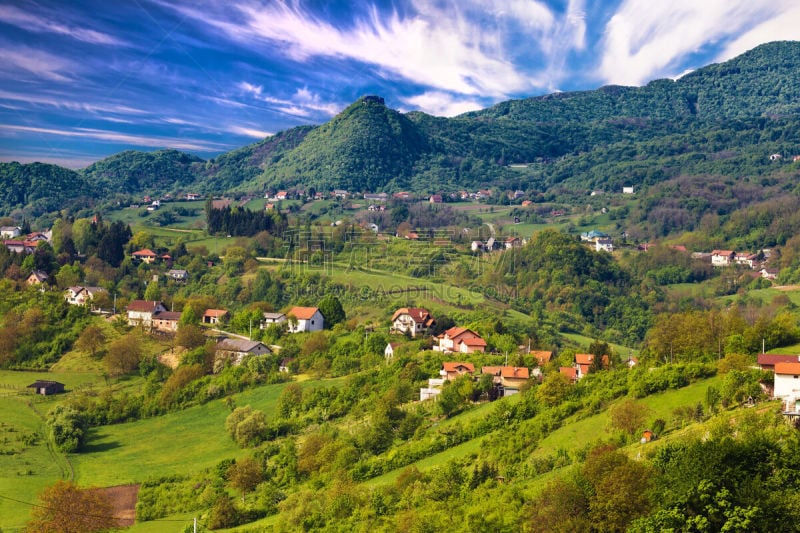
[91,484,139,527]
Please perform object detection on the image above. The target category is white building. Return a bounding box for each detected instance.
[774,362,800,412]
[287,306,324,333]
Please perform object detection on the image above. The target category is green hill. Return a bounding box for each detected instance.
[0,161,92,216]
[81,149,204,194]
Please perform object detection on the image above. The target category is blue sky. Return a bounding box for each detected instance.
[1,0,799,168]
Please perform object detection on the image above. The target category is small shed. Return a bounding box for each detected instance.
[27,380,65,395]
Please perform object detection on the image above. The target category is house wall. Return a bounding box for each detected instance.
[774,373,800,406]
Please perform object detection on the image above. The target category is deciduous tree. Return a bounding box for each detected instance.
[27,480,119,533]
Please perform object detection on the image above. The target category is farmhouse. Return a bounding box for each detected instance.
[711,250,736,267]
[391,307,436,337]
[132,249,158,264]
[774,362,800,412]
[531,350,553,367]
[202,309,229,325]
[440,362,475,381]
[152,311,181,333]
[27,380,65,395]
[26,270,48,286]
[167,269,189,282]
[215,339,272,370]
[65,286,107,308]
[758,354,800,372]
[482,366,531,396]
[127,300,167,328]
[0,226,21,239]
[595,238,614,252]
[260,312,287,329]
[575,353,609,379]
[434,327,486,354]
[287,306,324,333]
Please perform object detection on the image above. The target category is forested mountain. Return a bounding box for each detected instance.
[0,162,93,216]
[3,41,800,220]
[81,149,204,194]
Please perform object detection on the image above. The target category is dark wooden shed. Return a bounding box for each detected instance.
[27,380,65,395]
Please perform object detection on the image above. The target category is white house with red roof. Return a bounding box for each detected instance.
[434,327,486,354]
[711,250,736,267]
[127,300,168,328]
[391,307,436,337]
[439,361,475,380]
[287,306,324,333]
[575,353,609,379]
[132,249,158,264]
[774,362,800,411]
[481,365,530,395]
[202,309,229,325]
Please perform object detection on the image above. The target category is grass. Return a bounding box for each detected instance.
[0,396,69,531]
[533,375,721,457]
[561,332,640,358]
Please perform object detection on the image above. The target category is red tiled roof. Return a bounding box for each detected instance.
[288,306,319,320]
[133,249,157,257]
[575,353,594,365]
[461,337,487,347]
[775,362,800,375]
[481,366,502,375]
[154,311,181,321]
[442,362,474,373]
[531,350,552,364]
[758,354,800,366]
[391,307,435,325]
[203,309,228,318]
[500,366,529,379]
[127,300,164,312]
[560,367,577,380]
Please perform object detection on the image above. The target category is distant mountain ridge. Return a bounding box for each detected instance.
[2,40,800,217]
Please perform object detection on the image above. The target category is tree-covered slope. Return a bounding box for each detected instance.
[0,162,93,216]
[253,96,431,192]
[81,149,204,194]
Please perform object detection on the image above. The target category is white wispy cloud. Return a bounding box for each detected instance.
[597,0,799,86]
[0,4,124,45]
[238,82,342,118]
[228,125,272,138]
[163,0,573,99]
[0,89,148,116]
[0,124,229,152]
[400,91,484,117]
[715,4,800,62]
[0,45,76,81]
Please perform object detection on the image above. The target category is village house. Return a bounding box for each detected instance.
[393,191,412,201]
[132,249,158,264]
[390,307,436,338]
[711,250,736,267]
[773,362,800,412]
[202,309,229,325]
[333,189,349,199]
[364,192,388,203]
[167,269,189,282]
[471,241,484,253]
[440,361,475,380]
[760,268,779,280]
[214,339,272,370]
[560,366,578,382]
[186,193,201,200]
[434,327,486,354]
[580,230,608,242]
[127,300,168,329]
[758,354,800,372]
[735,253,759,269]
[4,240,37,254]
[26,270,48,286]
[595,238,614,252]
[384,342,400,360]
[504,237,522,250]
[429,194,443,204]
[151,310,181,333]
[27,380,65,396]
[575,353,609,379]
[260,312,287,329]
[531,350,553,367]
[482,366,531,396]
[64,286,107,308]
[622,186,635,194]
[0,226,21,239]
[287,306,324,333]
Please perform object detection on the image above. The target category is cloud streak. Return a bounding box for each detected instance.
[597,0,796,86]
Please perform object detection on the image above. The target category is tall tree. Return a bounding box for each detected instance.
[27,480,119,533]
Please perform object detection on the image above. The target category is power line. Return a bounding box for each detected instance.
[0,492,190,523]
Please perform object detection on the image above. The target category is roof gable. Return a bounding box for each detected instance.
[289,306,320,320]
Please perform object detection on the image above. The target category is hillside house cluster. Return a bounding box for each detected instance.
[2,227,52,254]
[581,230,614,252]
[420,361,534,401]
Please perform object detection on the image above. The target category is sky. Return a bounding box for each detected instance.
[1,0,800,168]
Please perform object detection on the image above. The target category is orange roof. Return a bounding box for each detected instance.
[531,350,552,364]
[127,300,164,312]
[560,367,577,380]
[132,249,157,257]
[575,353,594,365]
[288,306,319,320]
[500,366,529,379]
[442,362,474,373]
[482,366,502,375]
[712,250,735,256]
[775,362,800,375]
[203,309,228,318]
[391,307,435,325]
[461,337,487,347]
